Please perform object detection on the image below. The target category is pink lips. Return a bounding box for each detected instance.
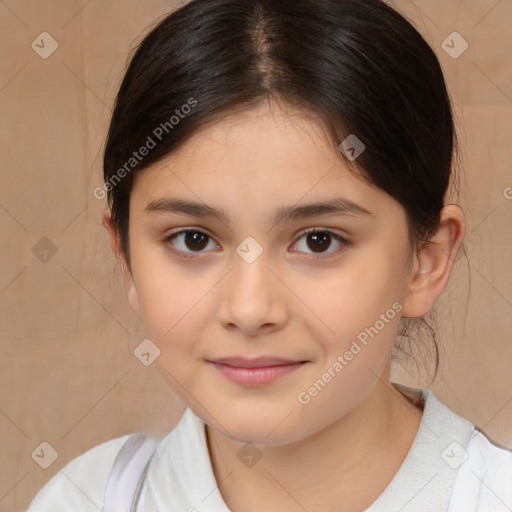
[209,357,307,386]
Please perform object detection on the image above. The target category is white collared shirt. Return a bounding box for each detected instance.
[27,384,512,511]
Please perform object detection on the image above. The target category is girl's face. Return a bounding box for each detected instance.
[122,102,416,445]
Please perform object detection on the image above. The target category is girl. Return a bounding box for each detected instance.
[28,0,512,510]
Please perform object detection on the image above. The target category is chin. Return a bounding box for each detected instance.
[207,404,309,447]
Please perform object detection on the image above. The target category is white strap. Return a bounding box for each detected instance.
[103,432,160,512]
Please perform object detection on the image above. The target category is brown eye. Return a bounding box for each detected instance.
[183,231,209,251]
[292,229,348,258]
[306,232,332,253]
[165,230,219,255]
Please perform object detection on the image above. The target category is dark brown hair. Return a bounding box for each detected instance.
[103,0,460,381]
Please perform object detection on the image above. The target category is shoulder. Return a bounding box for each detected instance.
[448,429,512,511]
[27,434,130,512]
[469,428,512,481]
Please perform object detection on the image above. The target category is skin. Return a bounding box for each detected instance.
[103,100,465,511]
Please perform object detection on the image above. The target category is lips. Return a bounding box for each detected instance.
[208,357,308,386]
[210,357,305,368]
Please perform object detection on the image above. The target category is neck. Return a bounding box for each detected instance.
[205,366,423,512]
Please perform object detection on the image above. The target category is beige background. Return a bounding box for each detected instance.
[0,0,511,510]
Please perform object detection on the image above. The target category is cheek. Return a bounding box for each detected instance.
[137,272,210,391]
[311,258,404,341]
[129,243,215,348]
[301,255,406,407]
[294,264,404,423]
[137,271,212,344]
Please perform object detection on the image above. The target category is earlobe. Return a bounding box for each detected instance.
[401,205,465,318]
[101,208,142,314]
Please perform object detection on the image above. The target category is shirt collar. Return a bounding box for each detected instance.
[143,383,475,512]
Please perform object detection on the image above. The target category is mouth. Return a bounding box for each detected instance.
[207,357,309,386]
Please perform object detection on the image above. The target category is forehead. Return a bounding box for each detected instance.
[130,102,401,221]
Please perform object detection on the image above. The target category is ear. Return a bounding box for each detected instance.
[102,208,142,314]
[401,204,465,318]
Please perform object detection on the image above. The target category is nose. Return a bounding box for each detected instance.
[217,250,289,337]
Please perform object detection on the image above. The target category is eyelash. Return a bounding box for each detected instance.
[162,228,350,261]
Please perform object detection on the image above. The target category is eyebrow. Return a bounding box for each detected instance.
[144,197,373,224]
